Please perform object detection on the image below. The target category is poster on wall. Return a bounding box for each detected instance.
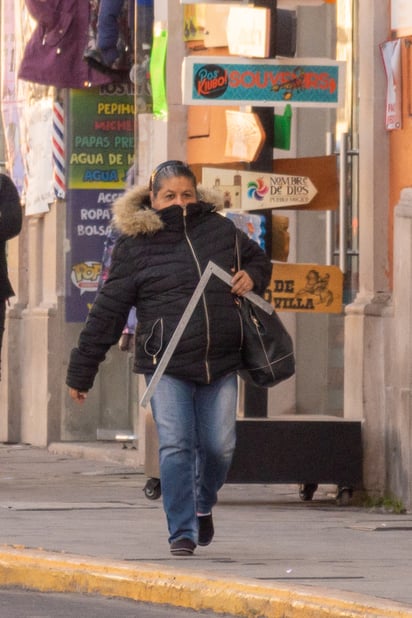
[1,0,55,214]
[65,188,124,322]
[22,98,55,214]
[65,86,135,322]
[380,39,402,130]
[0,0,27,194]
[182,57,345,108]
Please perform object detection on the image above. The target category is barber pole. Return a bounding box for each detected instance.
[52,100,66,199]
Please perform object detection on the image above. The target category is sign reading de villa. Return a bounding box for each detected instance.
[182,57,345,107]
[266,263,343,314]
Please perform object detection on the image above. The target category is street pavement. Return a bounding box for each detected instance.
[0,589,241,618]
[1,442,412,617]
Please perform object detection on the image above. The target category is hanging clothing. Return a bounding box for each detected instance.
[18,0,127,88]
[83,0,134,77]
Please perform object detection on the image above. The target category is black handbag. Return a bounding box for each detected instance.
[237,296,295,387]
[235,232,295,388]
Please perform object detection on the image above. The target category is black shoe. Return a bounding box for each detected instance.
[197,513,214,546]
[170,538,196,556]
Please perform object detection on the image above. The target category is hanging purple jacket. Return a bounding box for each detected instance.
[18,0,124,88]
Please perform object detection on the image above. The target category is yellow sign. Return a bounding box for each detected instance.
[265,263,343,313]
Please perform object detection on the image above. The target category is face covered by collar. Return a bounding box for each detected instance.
[111,184,224,237]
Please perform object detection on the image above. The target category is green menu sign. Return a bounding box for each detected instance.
[68,85,135,190]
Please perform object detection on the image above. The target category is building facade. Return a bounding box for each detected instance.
[2,1,412,507]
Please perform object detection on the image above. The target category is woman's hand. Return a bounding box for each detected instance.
[68,387,88,404]
[231,270,254,296]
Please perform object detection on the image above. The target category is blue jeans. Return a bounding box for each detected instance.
[148,373,237,544]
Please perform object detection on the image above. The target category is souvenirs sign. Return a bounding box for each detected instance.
[182,57,345,108]
[265,263,343,313]
[203,167,317,210]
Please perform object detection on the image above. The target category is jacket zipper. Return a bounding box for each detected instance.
[182,209,211,383]
[144,318,164,366]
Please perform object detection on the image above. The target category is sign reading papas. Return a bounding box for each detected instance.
[68,85,135,190]
[265,263,343,313]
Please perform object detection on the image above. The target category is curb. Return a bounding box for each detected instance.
[0,546,412,618]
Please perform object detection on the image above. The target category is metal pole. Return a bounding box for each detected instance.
[339,133,348,273]
[325,131,334,265]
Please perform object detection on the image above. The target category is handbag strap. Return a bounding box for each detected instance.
[234,228,241,272]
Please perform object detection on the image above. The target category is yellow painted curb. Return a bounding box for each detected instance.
[0,545,411,618]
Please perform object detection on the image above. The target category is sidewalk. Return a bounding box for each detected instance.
[1,442,412,617]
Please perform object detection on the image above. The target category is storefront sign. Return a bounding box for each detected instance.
[67,85,135,190]
[203,167,317,210]
[265,263,343,313]
[65,85,135,321]
[65,188,123,322]
[183,57,345,107]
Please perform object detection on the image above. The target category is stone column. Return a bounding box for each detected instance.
[388,189,412,506]
[344,1,391,496]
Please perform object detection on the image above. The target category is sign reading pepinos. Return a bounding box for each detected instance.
[182,57,345,108]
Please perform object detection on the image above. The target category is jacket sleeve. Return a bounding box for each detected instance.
[66,238,138,391]
[0,174,23,242]
[237,230,272,295]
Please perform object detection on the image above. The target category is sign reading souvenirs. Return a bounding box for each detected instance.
[203,167,317,210]
[265,263,343,314]
[182,57,345,107]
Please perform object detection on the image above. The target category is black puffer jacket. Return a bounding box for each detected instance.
[0,174,22,302]
[66,185,272,391]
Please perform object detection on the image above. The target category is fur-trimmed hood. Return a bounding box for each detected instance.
[111,184,224,237]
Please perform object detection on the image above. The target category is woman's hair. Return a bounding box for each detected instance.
[149,160,197,197]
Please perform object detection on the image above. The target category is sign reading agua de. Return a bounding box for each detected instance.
[265,263,343,314]
[203,167,317,210]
